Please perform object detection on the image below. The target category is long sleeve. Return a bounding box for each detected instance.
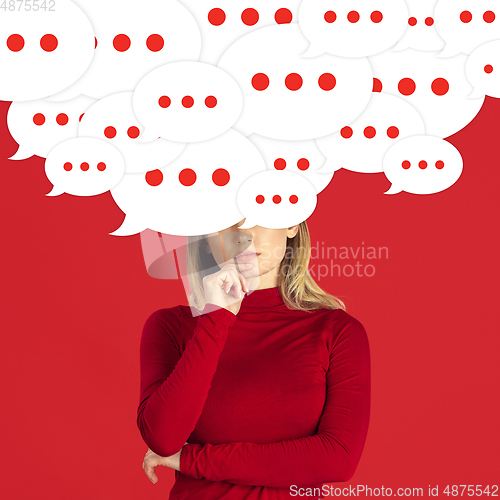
[179,318,371,488]
[137,304,237,457]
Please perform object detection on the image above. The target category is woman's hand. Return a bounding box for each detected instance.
[142,442,188,484]
[203,262,251,316]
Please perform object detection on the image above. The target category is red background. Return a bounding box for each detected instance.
[0,97,498,499]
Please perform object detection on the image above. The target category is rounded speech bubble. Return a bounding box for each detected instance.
[178,0,302,65]
[392,0,445,52]
[78,92,185,173]
[133,61,244,143]
[316,92,426,174]
[434,0,500,57]
[45,137,126,197]
[48,0,201,100]
[237,170,317,230]
[465,40,500,99]
[248,134,333,195]
[217,24,373,141]
[383,135,463,195]
[109,129,267,237]
[369,48,484,138]
[298,0,409,58]
[0,0,94,101]
[7,95,96,161]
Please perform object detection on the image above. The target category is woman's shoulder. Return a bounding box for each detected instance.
[143,305,184,334]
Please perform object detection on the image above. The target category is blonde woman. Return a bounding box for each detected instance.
[138,219,371,499]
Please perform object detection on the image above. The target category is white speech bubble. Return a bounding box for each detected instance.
[248,134,333,194]
[48,0,201,100]
[392,0,445,52]
[109,129,267,237]
[0,0,94,101]
[217,24,373,141]
[133,61,244,143]
[7,95,96,160]
[434,0,500,57]
[178,1,302,65]
[78,92,185,174]
[465,40,500,98]
[237,170,317,229]
[316,92,426,174]
[45,137,125,197]
[369,48,485,138]
[383,135,463,195]
[298,0,408,58]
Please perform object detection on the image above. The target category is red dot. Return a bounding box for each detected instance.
[146,170,163,187]
[297,158,310,171]
[205,96,217,108]
[33,113,45,126]
[285,73,303,91]
[347,11,360,23]
[256,195,265,204]
[484,11,495,23]
[371,11,383,23]
[364,126,376,139]
[208,8,226,26]
[373,78,383,92]
[252,73,269,91]
[387,126,400,139]
[79,113,85,122]
[425,17,434,26]
[97,162,107,171]
[275,8,292,24]
[289,195,298,204]
[94,37,98,49]
[182,96,194,108]
[485,64,494,74]
[325,11,337,23]
[408,17,417,26]
[40,34,58,52]
[80,162,90,171]
[398,78,416,96]
[460,11,472,23]
[63,162,73,171]
[242,8,259,26]
[104,126,117,139]
[402,161,411,169]
[159,96,171,108]
[435,161,444,170]
[7,34,24,52]
[113,34,131,52]
[212,168,230,186]
[341,126,353,139]
[272,195,282,204]
[419,161,428,169]
[318,73,336,91]
[147,34,164,52]
[179,168,196,186]
[56,113,68,126]
[274,158,286,170]
[431,78,449,96]
[128,126,140,139]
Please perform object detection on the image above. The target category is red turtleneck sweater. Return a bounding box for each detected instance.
[137,287,371,499]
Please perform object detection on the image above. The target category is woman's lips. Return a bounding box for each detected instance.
[235,252,260,262]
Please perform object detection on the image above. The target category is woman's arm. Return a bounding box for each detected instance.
[137,304,237,458]
[179,318,371,488]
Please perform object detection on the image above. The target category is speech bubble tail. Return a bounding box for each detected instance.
[384,185,403,195]
[135,129,161,144]
[301,44,324,59]
[391,40,408,52]
[238,219,256,230]
[436,45,459,58]
[46,186,65,197]
[9,148,34,161]
[109,217,147,237]
[467,89,484,99]
[316,158,340,174]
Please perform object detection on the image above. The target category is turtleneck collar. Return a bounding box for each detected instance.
[239,286,285,310]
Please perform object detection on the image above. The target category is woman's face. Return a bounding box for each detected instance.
[202,219,299,289]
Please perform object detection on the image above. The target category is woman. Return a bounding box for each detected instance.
[138,219,371,499]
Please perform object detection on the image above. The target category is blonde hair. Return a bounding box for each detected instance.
[186,221,346,313]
